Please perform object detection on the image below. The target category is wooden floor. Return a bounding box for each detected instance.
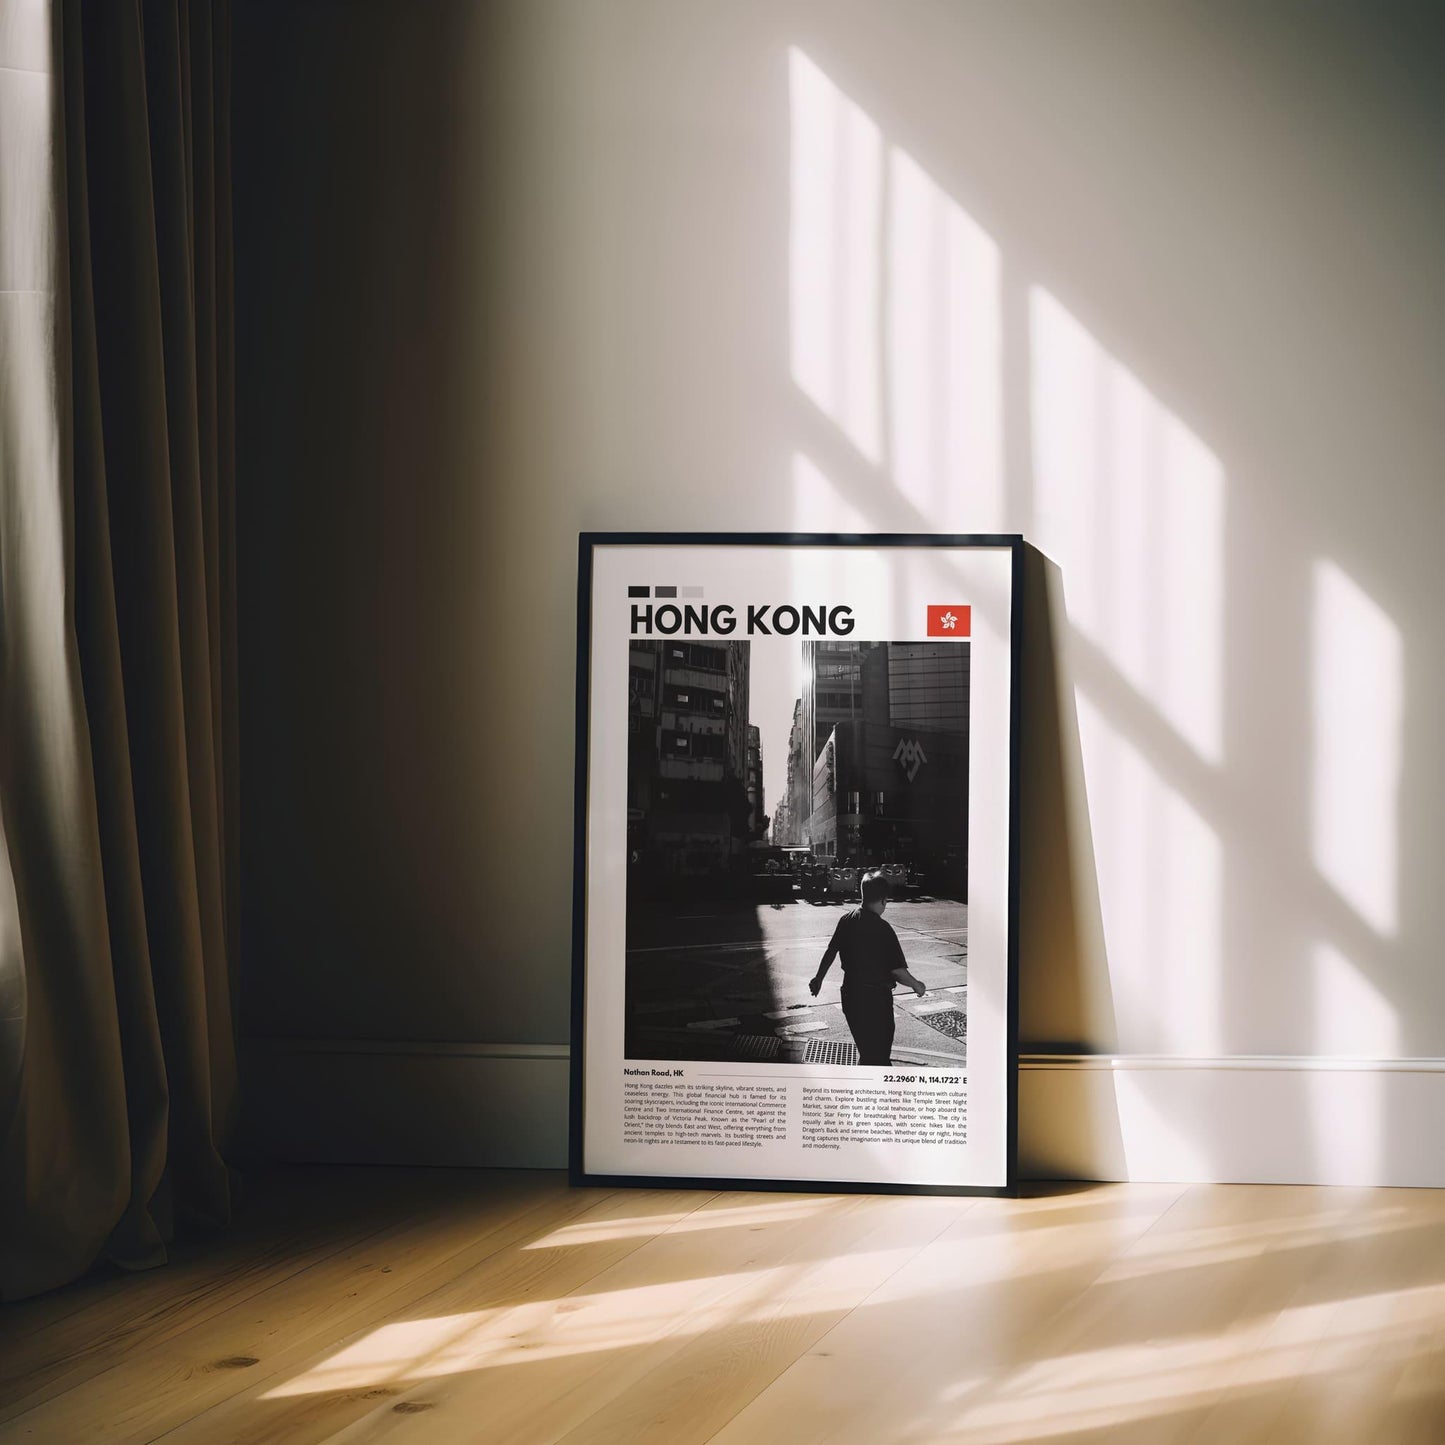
[2,1170,1444,1443]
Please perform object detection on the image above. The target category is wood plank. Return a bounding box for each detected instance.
[761,1183,1445,1445]
[313,1190,927,1444]
[0,1167,486,1415]
[6,1173,1444,1445]
[0,1167,400,1355]
[1190,1187,1445,1445]
[708,1182,1188,1445]
[933,1183,1383,1445]
[155,1185,714,1445]
[0,1171,583,1441]
[551,1192,966,1444]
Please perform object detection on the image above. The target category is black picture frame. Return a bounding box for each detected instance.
[570,532,1024,1197]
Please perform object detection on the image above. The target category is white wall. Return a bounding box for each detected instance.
[236,0,1445,1184]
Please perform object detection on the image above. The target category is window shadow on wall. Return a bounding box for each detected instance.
[782,0,1432,1183]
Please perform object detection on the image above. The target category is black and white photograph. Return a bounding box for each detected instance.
[623,635,971,1069]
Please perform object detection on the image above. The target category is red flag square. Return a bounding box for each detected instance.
[926,605,970,638]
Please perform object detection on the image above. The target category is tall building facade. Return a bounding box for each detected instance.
[800,640,887,769]
[772,699,807,846]
[886,643,970,730]
[779,641,970,894]
[745,724,765,841]
[627,639,753,878]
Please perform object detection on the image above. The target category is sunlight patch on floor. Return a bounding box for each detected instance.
[524,1196,830,1249]
[262,1247,917,1398]
[927,1280,1445,1443]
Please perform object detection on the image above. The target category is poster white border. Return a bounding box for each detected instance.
[570,534,1021,1196]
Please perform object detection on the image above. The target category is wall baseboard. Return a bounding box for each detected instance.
[240,1038,571,1168]
[1020,1053,1445,1187]
[241,1041,1445,1186]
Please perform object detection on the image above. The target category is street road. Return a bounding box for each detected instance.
[625,895,968,1067]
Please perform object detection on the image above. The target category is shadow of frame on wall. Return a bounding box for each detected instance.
[1017,544,1126,1177]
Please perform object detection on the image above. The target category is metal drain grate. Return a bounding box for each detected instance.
[919,1009,967,1041]
[730,1034,783,1060]
[805,1039,859,1066]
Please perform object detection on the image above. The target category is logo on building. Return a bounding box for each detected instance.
[893,738,928,782]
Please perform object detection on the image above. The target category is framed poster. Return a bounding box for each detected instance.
[571,533,1022,1196]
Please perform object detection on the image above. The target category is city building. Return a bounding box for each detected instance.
[772,699,807,847]
[626,639,753,879]
[783,641,970,893]
[745,724,766,841]
[806,716,967,888]
[885,642,970,731]
[800,640,886,769]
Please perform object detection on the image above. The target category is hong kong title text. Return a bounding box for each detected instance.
[630,603,855,637]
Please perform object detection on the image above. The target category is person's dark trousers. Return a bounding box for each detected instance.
[842,985,895,1066]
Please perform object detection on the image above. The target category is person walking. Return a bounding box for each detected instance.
[809,871,926,1065]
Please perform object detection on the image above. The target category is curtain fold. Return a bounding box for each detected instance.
[0,0,236,1301]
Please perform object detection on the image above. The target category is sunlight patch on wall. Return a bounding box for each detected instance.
[1310,561,1402,938]
[789,48,881,462]
[792,451,871,533]
[1030,288,1225,766]
[1312,942,1399,1059]
[1076,691,1222,1056]
[886,149,1002,530]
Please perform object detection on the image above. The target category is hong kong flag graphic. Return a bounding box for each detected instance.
[926,604,971,638]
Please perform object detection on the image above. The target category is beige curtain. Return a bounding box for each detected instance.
[0,0,237,1300]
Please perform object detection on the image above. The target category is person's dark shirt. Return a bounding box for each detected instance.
[824,908,906,990]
